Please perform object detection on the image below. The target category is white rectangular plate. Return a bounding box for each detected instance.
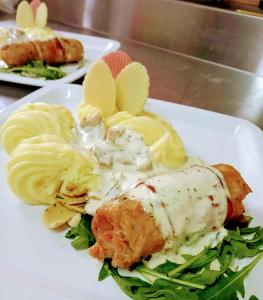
[0,84,262,300]
[0,29,120,86]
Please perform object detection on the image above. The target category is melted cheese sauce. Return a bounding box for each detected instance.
[126,165,229,245]
[76,122,229,255]
[0,27,56,48]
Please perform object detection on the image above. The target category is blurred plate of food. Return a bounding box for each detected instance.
[0,0,120,86]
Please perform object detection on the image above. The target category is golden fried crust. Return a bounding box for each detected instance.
[89,198,165,269]
[1,38,83,66]
[213,164,252,222]
[59,38,83,63]
[1,41,37,66]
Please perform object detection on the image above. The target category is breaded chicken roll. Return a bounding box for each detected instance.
[89,164,251,269]
[0,37,83,66]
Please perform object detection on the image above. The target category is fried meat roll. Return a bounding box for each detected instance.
[0,37,83,66]
[89,164,251,269]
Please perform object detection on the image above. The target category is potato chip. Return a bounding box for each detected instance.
[59,195,88,206]
[35,3,48,28]
[116,62,149,115]
[43,201,77,229]
[63,203,86,214]
[16,1,35,29]
[103,51,132,78]
[30,0,41,16]
[83,60,116,118]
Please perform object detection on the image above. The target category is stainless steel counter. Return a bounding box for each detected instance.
[1,0,263,129]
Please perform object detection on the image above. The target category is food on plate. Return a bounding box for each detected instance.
[103,50,133,78]
[1,102,74,154]
[1,53,262,300]
[7,134,100,205]
[43,200,82,229]
[82,60,116,118]
[77,100,103,127]
[0,37,84,66]
[16,1,35,29]
[35,2,48,28]
[0,60,66,80]
[89,164,250,269]
[105,111,134,128]
[116,62,150,115]
[30,0,42,15]
[0,0,84,79]
[213,163,252,222]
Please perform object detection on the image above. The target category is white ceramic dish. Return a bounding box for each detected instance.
[0,84,262,300]
[0,30,120,87]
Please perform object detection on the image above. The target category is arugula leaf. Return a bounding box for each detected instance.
[154,260,179,274]
[218,245,234,273]
[98,259,112,281]
[168,248,208,277]
[240,226,261,235]
[65,214,95,250]
[198,252,263,300]
[187,249,218,270]
[137,264,205,289]
[0,60,66,79]
[179,269,221,286]
[230,240,261,259]
[100,260,200,300]
[249,296,259,300]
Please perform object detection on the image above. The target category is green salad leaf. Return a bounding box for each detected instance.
[65,215,263,300]
[198,252,263,300]
[65,214,95,250]
[0,60,66,79]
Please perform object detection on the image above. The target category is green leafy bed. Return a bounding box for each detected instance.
[0,60,66,80]
[65,215,263,300]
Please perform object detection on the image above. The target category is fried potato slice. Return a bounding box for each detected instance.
[58,195,88,206]
[116,62,149,115]
[83,60,116,118]
[103,51,132,78]
[63,203,86,214]
[43,201,77,229]
[35,3,48,28]
[16,1,35,29]
[30,0,41,15]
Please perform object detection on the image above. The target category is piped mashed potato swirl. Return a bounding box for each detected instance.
[1,102,75,154]
[7,134,100,205]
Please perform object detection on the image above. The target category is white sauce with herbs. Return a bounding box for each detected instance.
[0,27,56,48]
[76,122,229,254]
[126,165,229,245]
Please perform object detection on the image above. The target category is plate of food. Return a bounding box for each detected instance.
[0,52,262,300]
[0,0,120,86]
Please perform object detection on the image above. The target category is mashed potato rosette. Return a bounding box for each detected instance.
[1,102,75,154]
[7,134,100,205]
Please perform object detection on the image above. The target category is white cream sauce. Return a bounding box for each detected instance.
[0,27,56,48]
[126,165,229,243]
[75,124,175,215]
[144,227,228,269]
[76,122,229,256]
